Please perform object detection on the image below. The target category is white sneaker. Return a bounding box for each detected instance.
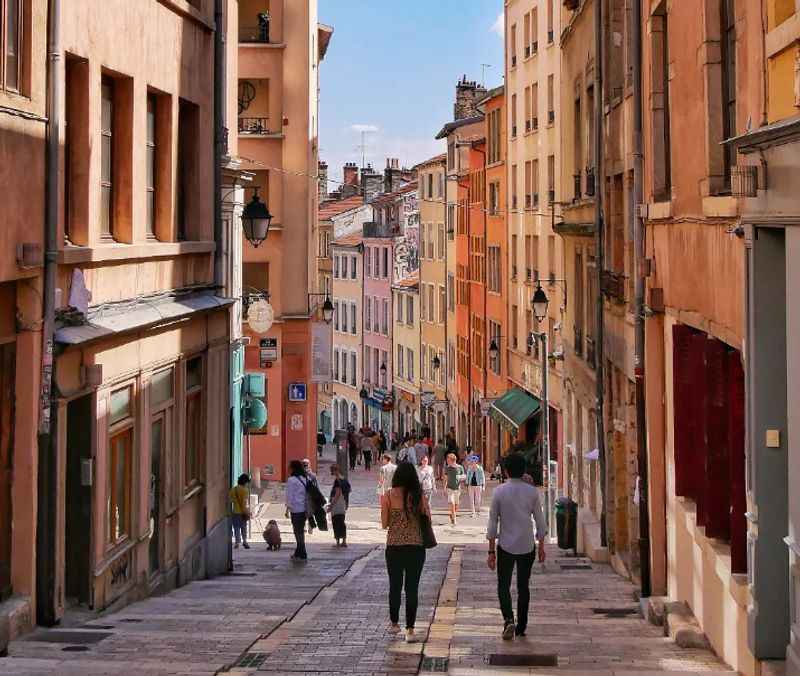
[405,628,418,643]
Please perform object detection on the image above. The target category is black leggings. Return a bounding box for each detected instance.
[290,512,308,559]
[385,545,426,628]
[497,545,535,630]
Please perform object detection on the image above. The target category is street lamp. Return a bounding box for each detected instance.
[531,284,549,322]
[321,296,334,324]
[488,338,500,362]
[379,362,387,375]
[242,188,273,248]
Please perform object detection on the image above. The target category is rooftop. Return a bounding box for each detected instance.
[319,196,365,221]
[393,272,419,289]
[434,114,484,140]
[331,232,363,248]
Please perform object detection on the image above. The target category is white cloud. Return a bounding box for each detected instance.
[350,123,379,133]
[491,12,504,39]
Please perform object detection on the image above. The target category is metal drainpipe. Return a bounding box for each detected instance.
[213,0,224,291]
[631,0,651,598]
[37,0,61,626]
[478,146,487,459]
[593,0,608,549]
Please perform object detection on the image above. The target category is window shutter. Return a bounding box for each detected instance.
[704,337,730,540]
[672,324,694,498]
[688,331,708,523]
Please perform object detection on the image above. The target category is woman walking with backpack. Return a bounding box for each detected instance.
[381,463,432,643]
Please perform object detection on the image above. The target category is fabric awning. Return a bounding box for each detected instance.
[488,387,541,431]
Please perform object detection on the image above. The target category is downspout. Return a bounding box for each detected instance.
[37,0,61,626]
[593,0,608,549]
[213,0,224,291]
[631,0,651,598]
[478,146,488,458]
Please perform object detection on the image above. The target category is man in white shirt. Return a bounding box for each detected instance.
[486,453,547,640]
[378,454,397,495]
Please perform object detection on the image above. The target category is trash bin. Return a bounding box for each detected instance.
[556,497,578,552]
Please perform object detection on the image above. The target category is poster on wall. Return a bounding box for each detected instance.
[310,321,332,383]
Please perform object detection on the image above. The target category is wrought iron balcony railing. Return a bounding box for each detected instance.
[238,117,274,135]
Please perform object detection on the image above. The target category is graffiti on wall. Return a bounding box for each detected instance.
[394,225,419,281]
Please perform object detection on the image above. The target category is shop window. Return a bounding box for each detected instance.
[108,428,132,544]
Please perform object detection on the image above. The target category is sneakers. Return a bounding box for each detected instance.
[515,626,526,637]
[388,623,401,634]
[502,621,516,641]
[405,628,418,643]
[242,543,250,549]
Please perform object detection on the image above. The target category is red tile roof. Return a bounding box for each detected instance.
[332,232,363,247]
[394,272,419,288]
[319,196,364,221]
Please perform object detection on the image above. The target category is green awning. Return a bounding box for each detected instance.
[489,387,541,431]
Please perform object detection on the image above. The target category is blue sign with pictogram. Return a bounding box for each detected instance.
[288,382,307,402]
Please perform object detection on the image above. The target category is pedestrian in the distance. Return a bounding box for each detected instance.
[348,427,359,471]
[381,462,431,643]
[445,427,459,457]
[361,427,375,471]
[417,455,435,502]
[328,464,351,547]
[377,430,388,455]
[486,453,546,640]
[466,455,486,517]
[414,436,429,467]
[316,431,326,458]
[433,438,447,480]
[285,460,310,562]
[302,458,318,534]
[443,452,466,525]
[229,473,251,549]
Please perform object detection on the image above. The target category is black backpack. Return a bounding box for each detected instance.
[302,476,327,509]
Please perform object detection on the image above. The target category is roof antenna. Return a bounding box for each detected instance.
[480,63,492,87]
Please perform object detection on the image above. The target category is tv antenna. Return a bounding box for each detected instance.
[480,63,493,87]
[354,129,374,169]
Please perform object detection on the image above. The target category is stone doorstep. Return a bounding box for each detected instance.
[0,596,33,653]
[663,601,712,650]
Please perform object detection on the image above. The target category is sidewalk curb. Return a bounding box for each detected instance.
[419,545,463,673]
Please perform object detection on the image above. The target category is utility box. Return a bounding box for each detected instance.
[244,372,266,397]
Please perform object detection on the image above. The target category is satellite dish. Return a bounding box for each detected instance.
[248,300,274,334]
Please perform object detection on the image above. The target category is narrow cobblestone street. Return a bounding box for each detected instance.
[0,455,735,675]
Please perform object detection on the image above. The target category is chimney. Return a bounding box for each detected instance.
[343,161,359,186]
[454,75,487,121]
[360,164,382,202]
[384,157,402,194]
[318,160,328,201]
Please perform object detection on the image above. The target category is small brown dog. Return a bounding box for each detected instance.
[263,520,281,550]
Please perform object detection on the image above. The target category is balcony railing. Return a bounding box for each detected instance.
[238,117,275,135]
[585,167,596,196]
[239,17,271,43]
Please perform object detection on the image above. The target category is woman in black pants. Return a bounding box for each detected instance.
[380,462,430,643]
[285,460,309,561]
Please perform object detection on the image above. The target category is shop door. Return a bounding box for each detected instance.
[65,394,92,605]
[149,416,164,576]
[0,342,15,601]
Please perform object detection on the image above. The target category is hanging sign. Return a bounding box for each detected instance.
[248,300,274,334]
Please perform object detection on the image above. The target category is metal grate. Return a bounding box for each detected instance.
[420,656,449,672]
[592,607,639,618]
[489,653,558,667]
[62,645,90,652]
[235,652,268,668]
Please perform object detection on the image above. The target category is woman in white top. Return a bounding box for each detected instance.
[284,459,310,561]
[417,455,435,502]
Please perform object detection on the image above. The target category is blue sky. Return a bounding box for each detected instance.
[318,0,504,186]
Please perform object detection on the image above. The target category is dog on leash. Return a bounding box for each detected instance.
[263,520,282,550]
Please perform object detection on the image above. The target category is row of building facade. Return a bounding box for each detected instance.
[0,0,331,648]
[309,1,800,673]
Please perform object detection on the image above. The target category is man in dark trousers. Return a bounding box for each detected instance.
[486,453,547,640]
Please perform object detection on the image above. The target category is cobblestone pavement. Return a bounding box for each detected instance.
[0,452,735,675]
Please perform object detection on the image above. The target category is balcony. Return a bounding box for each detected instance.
[240,21,271,44]
[238,117,278,135]
[525,194,532,209]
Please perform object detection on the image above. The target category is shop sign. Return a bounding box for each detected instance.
[259,338,278,365]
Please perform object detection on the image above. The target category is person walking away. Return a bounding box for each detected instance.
[381,463,431,643]
[348,427,359,471]
[399,437,417,465]
[377,430,388,455]
[486,453,546,640]
[329,464,351,547]
[417,455,435,503]
[414,436,429,467]
[443,453,466,525]
[229,473,251,549]
[317,431,326,458]
[433,438,447,480]
[302,458,318,534]
[466,455,486,517]
[361,429,375,471]
[378,454,397,496]
[445,427,459,458]
[285,460,310,562]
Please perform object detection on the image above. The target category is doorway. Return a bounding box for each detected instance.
[65,394,93,606]
[149,415,164,577]
[0,342,15,602]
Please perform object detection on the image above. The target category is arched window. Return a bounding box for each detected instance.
[339,399,348,428]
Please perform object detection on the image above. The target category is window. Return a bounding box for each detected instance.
[341,255,349,280]
[421,343,427,381]
[350,303,356,335]
[437,224,445,259]
[146,95,158,238]
[243,261,269,294]
[365,246,372,277]
[512,305,519,349]
[427,173,433,199]
[487,246,501,293]
[421,283,427,322]
[524,161,532,209]
[548,155,555,203]
[341,349,348,384]
[428,284,435,322]
[720,0,736,190]
[382,298,388,335]
[447,273,455,312]
[1,0,22,92]
[510,23,517,67]
[531,82,539,129]
[100,78,115,238]
[334,255,340,278]
[427,225,435,259]
[108,428,132,544]
[511,235,518,279]
[334,300,340,331]
[350,352,356,386]
[575,251,585,357]
[151,368,174,408]
[532,8,539,51]
[364,347,371,383]
[382,248,389,279]
[533,159,540,205]
[333,349,340,380]
[365,296,372,332]
[448,341,455,381]
[547,0,554,42]
[447,204,456,238]
[650,3,671,201]
[489,320,501,374]
[397,344,404,378]
[547,75,555,124]
[487,108,501,164]
[511,94,517,137]
[439,285,446,322]
[407,348,414,381]
[185,356,203,486]
[525,235,532,280]
[511,164,518,210]
[350,255,357,280]
[489,182,499,215]
[177,99,199,241]
[524,85,531,131]
[341,301,348,333]
[381,350,388,387]
[406,295,414,326]
[523,12,531,57]
[548,235,556,280]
